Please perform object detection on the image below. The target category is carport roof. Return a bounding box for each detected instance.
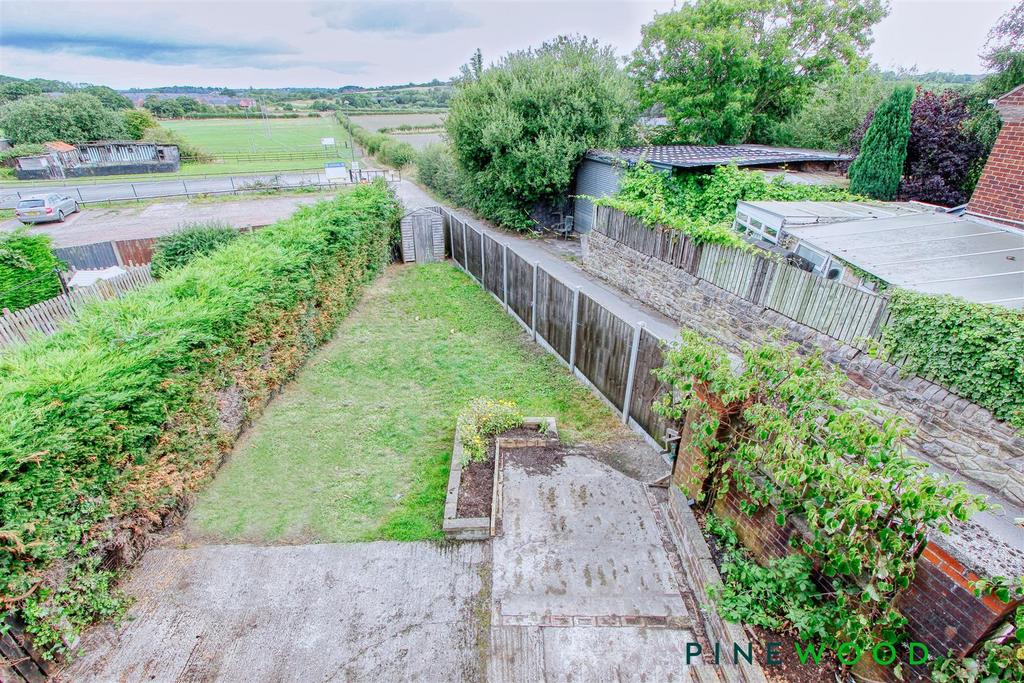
[586,145,851,170]
[787,213,1024,308]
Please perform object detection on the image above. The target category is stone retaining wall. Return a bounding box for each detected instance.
[582,230,1024,506]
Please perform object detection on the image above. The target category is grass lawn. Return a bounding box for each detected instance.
[163,117,354,156]
[188,263,624,543]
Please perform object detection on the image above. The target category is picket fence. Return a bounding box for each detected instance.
[594,205,892,347]
[0,266,155,349]
[440,207,672,448]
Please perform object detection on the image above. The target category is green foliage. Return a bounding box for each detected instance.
[339,115,417,168]
[596,164,855,247]
[630,0,889,144]
[78,85,134,111]
[0,143,45,166]
[653,331,989,655]
[770,71,893,151]
[848,86,914,200]
[121,109,159,140]
[0,182,401,657]
[0,93,126,145]
[447,35,636,230]
[707,515,839,644]
[876,290,1024,430]
[0,231,63,311]
[932,576,1024,682]
[140,125,212,163]
[150,223,240,278]
[457,398,524,464]
[416,143,471,205]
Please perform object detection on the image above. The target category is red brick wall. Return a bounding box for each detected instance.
[675,437,1020,681]
[967,86,1024,227]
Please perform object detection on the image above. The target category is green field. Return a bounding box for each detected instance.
[188,264,623,543]
[164,116,353,156]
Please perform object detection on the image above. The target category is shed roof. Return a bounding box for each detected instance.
[787,213,1024,308]
[586,145,851,170]
[738,200,929,223]
[44,141,76,153]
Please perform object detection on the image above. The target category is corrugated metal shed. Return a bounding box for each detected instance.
[574,158,624,233]
[787,214,1024,308]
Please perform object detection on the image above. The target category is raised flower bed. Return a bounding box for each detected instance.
[443,416,558,540]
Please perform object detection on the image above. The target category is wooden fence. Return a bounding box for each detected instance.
[0,266,155,349]
[433,207,676,450]
[594,205,891,347]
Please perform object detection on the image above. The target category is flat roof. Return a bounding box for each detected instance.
[788,213,1024,308]
[738,200,928,222]
[586,145,852,170]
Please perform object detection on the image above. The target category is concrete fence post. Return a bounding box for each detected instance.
[531,262,539,342]
[448,215,454,261]
[131,184,139,203]
[502,243,509,313]
[622,322,644,425]
[568,286,581,370]
[182,180,189,199]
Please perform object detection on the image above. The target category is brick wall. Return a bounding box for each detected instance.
[966,85,1024,227]
[673,437,1021,682]
[582,230,1024,506]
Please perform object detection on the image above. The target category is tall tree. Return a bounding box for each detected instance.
[848,85,913,200]
[446,35,636,229]
[630,0,889,144]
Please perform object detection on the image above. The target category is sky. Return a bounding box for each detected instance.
[0,0,1017,89]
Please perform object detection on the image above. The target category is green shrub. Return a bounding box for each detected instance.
[338,115,417,168]
[141,125,212,163]
[0,182,400,657]
[457,398,524,463]
[0,143,46,166]
[0,231,63,311]
[122,109,159,140]
[848,86,914,200]
[416,143,471,204]
[150,223,240,278]
[877,289,1024,429]
[596,164,856,247]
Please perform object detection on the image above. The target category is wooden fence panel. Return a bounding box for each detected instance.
[53,242,119,270]
[450,216,465,268]
[0,266,154,350]
[535,268,573,362]
[114,237,158,266]
[465,226,483,281]
[507,250,533,326]
[629,328,670,445]
[574,294,634,411]
[483,235,503,297]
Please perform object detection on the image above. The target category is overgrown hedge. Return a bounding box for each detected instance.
[880,290,1024,429]
[0,231,63,311]
[338,114,417,168]
[0,182,401,656]
[150,222,239,278]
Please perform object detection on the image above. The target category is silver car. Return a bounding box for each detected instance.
[15,193,80,224]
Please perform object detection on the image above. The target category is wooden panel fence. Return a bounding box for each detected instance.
[574,294,634,411]
[593,204,891,347]
[0,266,155,349]
[431,204,679,451]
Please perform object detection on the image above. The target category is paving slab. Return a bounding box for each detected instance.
[59,541,488,682]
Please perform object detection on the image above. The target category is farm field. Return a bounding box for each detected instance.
[346,112,446,132]
[188,263,623,544]
[164,116,353,155]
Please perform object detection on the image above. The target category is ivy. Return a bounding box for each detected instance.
[594,163,857,248]
[876,289,1024,430]
[653,330,990,660]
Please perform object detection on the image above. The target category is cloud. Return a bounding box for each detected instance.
[314,1,480,35]
[0,28,371,74]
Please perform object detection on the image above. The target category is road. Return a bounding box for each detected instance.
[0,169,397,209]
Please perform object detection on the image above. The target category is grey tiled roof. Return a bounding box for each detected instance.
[586,145,851,169]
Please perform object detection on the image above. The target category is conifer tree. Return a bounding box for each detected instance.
[848,86,914,200]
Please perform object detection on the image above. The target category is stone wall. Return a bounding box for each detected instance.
[582,230,1024,506]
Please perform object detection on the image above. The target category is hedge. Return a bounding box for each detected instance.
[338,115,417,168]
[0,182,401,656]
[150,222,239,278]
[880,289,1024,429]
[0,231,63,312]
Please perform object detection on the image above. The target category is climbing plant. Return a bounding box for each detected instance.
[653,330,989,661]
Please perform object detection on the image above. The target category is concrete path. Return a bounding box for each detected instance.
[392,180,680,341]
[60,542,489,682]
[489,451,697,682]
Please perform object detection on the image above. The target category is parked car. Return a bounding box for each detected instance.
[15,193,80,224]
